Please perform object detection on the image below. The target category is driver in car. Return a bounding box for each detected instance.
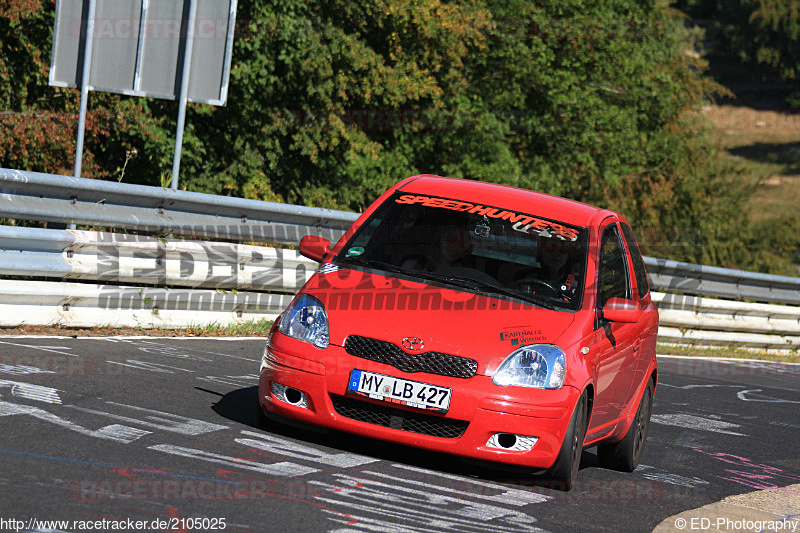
[402,216,473,273]
[517,236,579,301]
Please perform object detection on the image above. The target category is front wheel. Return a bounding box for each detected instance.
[545,391,588,490]
[598,378,654,472]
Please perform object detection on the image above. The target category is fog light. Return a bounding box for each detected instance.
[486,433,538,451]
[271,382,309,409]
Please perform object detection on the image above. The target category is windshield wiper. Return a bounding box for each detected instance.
[336,258,558,310]
[404,270,558,311]
[453,278,558,310]
[336,257,407,275]
[336,259,485,292]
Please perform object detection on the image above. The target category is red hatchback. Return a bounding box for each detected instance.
[258,175,658,489]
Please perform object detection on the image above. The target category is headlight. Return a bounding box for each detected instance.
[493,344,566,389]
[278,294,329,348]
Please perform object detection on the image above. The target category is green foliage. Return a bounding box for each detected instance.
[188,0,495,209]
[0,0,779,272]
[0,1,73,174]
[676,0,800,81]
[0,1,174,179]
[747,214,800,276]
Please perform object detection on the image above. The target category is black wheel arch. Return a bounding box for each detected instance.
[583,383,594,438]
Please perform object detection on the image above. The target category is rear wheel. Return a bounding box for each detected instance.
[546,392,588,490]
[598,378,653,472]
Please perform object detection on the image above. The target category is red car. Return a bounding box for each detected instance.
[258,175,658,489]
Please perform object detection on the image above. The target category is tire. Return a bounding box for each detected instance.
[546,392,588,491]
[598,378,653,472]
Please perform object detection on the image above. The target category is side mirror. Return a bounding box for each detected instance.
[299,235,331,262]
[602,297,641,323]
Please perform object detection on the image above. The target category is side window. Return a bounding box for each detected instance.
[597,224,630,309]
[621,222,650,299]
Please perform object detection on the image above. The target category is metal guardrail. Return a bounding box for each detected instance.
[1,167,799,350]
[0,226,316,290]
[0,166,340,328]
[652,292,800,351]
[0,225,317,328]
[0,279,292,329]
[0,167,357,244]
[644,258,800,352]
[644,257,800,306]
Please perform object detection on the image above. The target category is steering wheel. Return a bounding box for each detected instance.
[514,277,559,296]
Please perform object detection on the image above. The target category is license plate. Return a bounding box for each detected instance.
[347,370,452,412]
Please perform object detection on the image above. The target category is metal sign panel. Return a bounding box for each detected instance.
[50,0,236,105]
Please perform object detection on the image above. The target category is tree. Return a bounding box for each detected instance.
[0,0,173,181]
[677,0,800,82]
[181,0,493,208]
[0,0,759,268]
[0,0,75,174]
[191,0,746,265]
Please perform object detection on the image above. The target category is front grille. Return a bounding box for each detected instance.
[344,335,478,379]
[330,394,469,439]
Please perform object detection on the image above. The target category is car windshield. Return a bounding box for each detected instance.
[335,192,589,311]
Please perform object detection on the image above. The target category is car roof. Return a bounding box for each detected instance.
[397,175,608,227]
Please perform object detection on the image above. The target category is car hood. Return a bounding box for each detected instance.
[301,269,579,376]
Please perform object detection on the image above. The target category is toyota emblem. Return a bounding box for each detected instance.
[402,337,425,351]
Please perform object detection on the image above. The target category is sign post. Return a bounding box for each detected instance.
[50,0,237,186]
[73,0,96,179]
[170,0,198,189]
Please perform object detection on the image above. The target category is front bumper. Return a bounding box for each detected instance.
[258,335,580,470]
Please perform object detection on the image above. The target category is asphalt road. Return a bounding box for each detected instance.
[0,337,798,533]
